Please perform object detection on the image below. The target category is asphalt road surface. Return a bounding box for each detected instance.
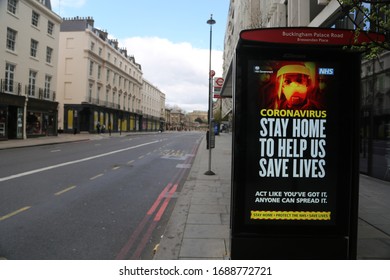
[0,132,203,259]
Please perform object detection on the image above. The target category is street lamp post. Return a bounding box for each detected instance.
[205,14,216,176]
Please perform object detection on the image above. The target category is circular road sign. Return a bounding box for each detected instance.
[215,77,224,87]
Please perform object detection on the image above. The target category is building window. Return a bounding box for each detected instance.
[28,70,37,97]
[47,21,54,35]
[106,69,110,83]
[5,63,15,93]
[89,60,94,76]
[97,86,101,103]
[46,47,53,63]
[44,75,52,99]
[97,65,101,80]
[7,0,18,14]
[30,39,38,57]
[98,47,102,56]
[32,11,40,27]
[378,73,385,92]
[88,84,93,102]
[90,41,95,51]
[6,27,17,51]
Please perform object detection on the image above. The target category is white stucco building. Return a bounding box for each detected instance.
[0,0,61,139]
[141,79,166,131]
[57,17,146,133]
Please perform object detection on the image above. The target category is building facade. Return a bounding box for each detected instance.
[141,79,166,131]
[0,0,62,139]
[223,0,352,77]
[169,108,185,131]
[57,17,145,133]
[186,110,208,130]
[222,0,390,181]
[360,51,390,180]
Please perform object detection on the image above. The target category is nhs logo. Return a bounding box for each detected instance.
[318,68,334,75]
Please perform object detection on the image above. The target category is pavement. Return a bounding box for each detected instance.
[0,131,156,150]
[154,132,232,260]
[1,132,390,260]
[154,132,390,260]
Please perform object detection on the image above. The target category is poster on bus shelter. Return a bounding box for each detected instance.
[242,58,342,226]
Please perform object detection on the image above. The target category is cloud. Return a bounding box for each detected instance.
[120,37,223,112]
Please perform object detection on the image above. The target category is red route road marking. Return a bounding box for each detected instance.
[147,183,172,215]
[116,137,202,259]
[115,213,151,260]
[115,183,172,260]
[154,184,178,222]
[131,220,158,259]
[132,184,178,259]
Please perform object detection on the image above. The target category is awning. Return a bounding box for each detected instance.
[220,60,233,98]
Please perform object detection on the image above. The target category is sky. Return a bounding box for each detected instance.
[51,0,229,112]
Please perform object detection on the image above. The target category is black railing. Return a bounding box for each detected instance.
[0,79,22,95]
[36,88,56,101]
[1,79,56,101]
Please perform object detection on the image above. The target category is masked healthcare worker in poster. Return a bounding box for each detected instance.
[258,62,325,110]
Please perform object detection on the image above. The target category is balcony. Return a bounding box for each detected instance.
[0,79,57,102]
[89,98,120,109]
[0,79,22,95]
[35,88,56,102]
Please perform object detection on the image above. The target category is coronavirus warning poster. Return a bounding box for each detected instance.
[228,28,381,259]
[246,59,339,225]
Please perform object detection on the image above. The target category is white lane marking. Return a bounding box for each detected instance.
[176,163,192,169]
[0,140,159,183]
[90,174,104,180]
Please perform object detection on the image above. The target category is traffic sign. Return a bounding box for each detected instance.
[215,77,224,87]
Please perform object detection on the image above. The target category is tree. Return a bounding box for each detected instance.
[337,0,390,58]
[194,117,204,123]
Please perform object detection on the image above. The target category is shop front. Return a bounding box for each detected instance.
[26,98,58,137]
[0,93,26,140]
[64,103,142,134]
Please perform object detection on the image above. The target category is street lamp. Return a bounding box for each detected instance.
[205,14,216,176]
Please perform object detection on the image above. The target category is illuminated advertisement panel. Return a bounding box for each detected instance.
[244,59,340,227]
[229,28,370,259]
